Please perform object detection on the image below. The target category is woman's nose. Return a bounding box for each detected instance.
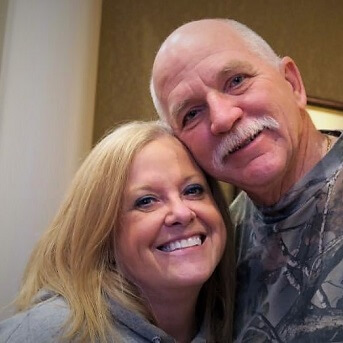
[164,198,196,227]
[208,91,243,135]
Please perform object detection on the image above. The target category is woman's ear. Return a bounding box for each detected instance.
[279,57,307,109]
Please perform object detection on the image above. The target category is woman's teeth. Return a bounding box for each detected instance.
[159,235,202,252]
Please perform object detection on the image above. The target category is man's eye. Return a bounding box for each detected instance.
[182,109,200,127]
[228,74,246,89]
[134,196,157,209]
[184,184,205,197]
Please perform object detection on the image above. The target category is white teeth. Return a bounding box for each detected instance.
[160,235,202,252]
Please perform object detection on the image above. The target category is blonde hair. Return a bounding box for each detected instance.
[16,120,234,342]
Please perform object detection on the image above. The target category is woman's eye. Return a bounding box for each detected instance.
[134,196,157,209]
[184,184,205,197]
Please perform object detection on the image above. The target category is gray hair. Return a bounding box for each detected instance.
[225,19,281,67]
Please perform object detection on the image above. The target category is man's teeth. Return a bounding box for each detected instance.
[229,130,262,154]
[160,235,202,252]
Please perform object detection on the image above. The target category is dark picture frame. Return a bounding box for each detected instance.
[308,97,343,112]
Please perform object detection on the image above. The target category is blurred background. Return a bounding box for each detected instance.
[1,0,343,319]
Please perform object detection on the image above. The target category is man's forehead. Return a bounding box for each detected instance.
[153,25,251,89]
[155,45,240,93]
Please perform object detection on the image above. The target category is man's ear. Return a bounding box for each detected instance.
[279,57,307,109]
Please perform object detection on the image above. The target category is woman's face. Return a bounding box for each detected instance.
[116,135,226,298]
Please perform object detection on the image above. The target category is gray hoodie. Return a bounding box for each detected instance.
[0,291,206,342]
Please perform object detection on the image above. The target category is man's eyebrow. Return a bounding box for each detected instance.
[220,60,255,76]
[171,99,191,119]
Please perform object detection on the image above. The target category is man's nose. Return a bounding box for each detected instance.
[208,91,243,135]
[164,198,196,227]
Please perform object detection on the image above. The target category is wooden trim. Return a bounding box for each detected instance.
[307,96,343,111]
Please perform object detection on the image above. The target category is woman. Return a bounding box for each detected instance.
[0,121,234,342]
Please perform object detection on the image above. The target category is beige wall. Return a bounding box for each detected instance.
[93,0,343,142]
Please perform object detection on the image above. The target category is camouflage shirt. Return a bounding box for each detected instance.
[231,131,343,343]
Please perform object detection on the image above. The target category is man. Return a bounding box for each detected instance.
[150,19,343,342]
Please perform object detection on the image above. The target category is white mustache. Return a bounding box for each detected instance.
[212,116,279,168]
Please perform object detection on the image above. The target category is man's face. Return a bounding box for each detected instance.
[152,22,306,201]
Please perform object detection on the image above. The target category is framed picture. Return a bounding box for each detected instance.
[307,97,343,130]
